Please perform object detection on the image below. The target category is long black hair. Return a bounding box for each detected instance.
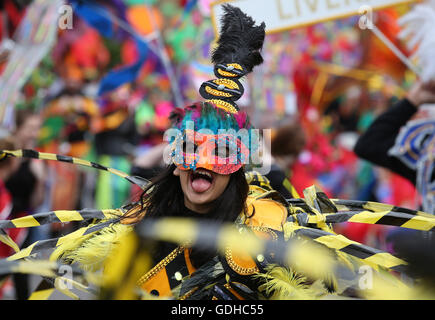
[131,164,249,268]
[140,164,248,221]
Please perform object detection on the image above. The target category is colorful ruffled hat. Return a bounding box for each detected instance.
[168,4,266,174]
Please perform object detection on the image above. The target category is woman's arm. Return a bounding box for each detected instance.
[354,81,435,185]
[353,98,418,183]
[29,159,47,210]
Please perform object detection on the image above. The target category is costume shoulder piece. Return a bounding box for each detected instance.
[243,171,291,231]
[220,172,290,279]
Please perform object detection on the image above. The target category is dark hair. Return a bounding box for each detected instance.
[140,164,248,221]
[15,109,38,130]
[132,164,249,268]
[0,137,16,169]
[271,122,306,158]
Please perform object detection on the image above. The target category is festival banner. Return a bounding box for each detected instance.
[0,0,62,125]
[211,0,417,35]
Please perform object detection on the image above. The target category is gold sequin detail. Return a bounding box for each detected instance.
[217,69,238,77]
[137,246,185,286]
[224,247,259,275]
[250,226,279,240]
[227,63,243,70]
[205,86,232,97]
[216,63,243,77]
[178,287,199,300]
[214,78,239,89]
[206,99,238,114]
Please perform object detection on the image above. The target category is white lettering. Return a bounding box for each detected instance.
[172,305,206,317]
[359,265,373,290]
[58,4,73,30]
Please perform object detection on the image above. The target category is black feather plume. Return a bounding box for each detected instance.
[212,4,266,73]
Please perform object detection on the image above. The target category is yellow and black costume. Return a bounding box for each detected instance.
[1,5,435,301]
[1,163,434,300]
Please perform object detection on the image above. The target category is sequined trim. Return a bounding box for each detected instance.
[178,287,199,300]
[214,78,239,89]
[137,246,185,286]
[205,86,232,97]
[206,99,239,114]
[225,247,259,275]
[217,69,239,77]
[250,226,279,240]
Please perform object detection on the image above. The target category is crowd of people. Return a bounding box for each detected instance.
[0,0,434,301]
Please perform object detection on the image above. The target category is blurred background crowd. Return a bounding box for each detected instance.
[0,0,430,299]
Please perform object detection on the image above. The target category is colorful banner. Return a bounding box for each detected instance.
[210,0,416,35]
[0,0,62,125]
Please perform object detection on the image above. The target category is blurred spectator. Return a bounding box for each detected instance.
[0,137,20,299]
[0,137,20,247]
[265,121,306,198]
[0,0,26,40]
[353,80,435,256]
[129,91,174,197]
[93,85,140,209]
[325,85,362,134]
[132,142,167,180]
[354,80,435,209]
[5,109,46,300]
[6,109,45,214]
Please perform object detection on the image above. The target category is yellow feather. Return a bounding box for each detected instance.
[254,265,328,300]
[58,223,132,272]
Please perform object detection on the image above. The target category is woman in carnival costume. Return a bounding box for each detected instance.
[1,5,435,300]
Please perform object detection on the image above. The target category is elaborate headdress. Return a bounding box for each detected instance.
[199,3,265,114]
[169,4,266,174]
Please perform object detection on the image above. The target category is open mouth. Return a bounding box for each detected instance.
[190,169,214,193]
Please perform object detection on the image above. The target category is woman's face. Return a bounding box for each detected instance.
[15,115,41,149]
[173,167,231,214]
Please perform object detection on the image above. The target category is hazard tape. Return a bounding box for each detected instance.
[0,228,20,253]
[245,171,301,199]
[0,208,122,230]
[0,158,420,299]
[284,192,435,232]
[0,149,150,190]
[0,259,82,279]
[2,216,411,299]
[27,277,91,300]
[245,171,274,191]
[286,223,407,272]
[305,210,435,231]
[283,178,300,198]
[28,279,56,300]
[135,218,357,277]
[0,209,122,258]
[27,272,96,300]
[332,199,434,218]
[103,217,351,299]
[7,219,120,261]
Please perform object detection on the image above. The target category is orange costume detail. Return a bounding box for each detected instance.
[135,184,288,299]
